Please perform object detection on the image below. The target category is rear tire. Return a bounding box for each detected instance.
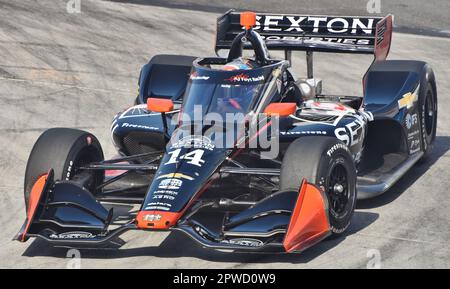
[280,137,357,237]
[418,68,437,162]
[24,128,104,208]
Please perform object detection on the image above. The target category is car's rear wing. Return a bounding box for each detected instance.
[215,10,393,60]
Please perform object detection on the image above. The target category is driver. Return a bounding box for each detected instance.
[223,57,256,71]
[216,58,259,114]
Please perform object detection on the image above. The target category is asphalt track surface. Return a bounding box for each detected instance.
[0,0,449,268]
[111,0,450,37]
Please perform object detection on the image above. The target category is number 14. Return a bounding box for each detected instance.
[165,149,205,167]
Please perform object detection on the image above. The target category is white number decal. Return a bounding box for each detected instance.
[166,148,181,165]
[165,149,205,167]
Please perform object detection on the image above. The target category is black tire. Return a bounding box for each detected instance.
[134,95,141,105]
[418,66,437,162]
[280,137,357,236]
[24,128,104,208]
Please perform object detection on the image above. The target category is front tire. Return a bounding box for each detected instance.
[24,128,104,208]
[280,137,357,236]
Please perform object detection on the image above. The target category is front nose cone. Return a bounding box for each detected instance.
[136,211,181,229]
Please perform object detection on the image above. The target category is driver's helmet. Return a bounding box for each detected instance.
[217,58,259,113]
[223,58,254,71]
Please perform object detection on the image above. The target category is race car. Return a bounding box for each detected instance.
[15,11,437,252]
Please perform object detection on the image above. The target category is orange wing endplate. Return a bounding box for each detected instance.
[283,179,331,252]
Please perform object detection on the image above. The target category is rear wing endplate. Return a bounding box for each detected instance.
[216,10,393,60]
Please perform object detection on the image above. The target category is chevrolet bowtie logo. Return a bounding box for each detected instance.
[398,85,419,109]
[156,173,194,181]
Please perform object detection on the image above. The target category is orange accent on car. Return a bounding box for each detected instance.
[264,102,297,117]
[283,179,330,252]
[240,11,256,30]
[147,98,174,113]
[136,211,182,230]
[21,174,48,242]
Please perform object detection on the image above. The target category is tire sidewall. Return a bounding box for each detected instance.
[24,129,104,208]
[60,136,103,182]
[316,142,357,234]
[418,69,437,159]
[280,137,357,236]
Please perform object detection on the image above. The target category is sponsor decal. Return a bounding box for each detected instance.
[144,202,172,211]
[190,72,210,81]
[254,15,377,35]
[156,173,194,181]
[407,127,421,154]
[222,238,264,247]
[153,194,175,201]
[226,73,264,83]
[153,190,178,201]
[142,214,162,222]
[49,232,96,239]
[326,143,349,157]
[410,139,421,154]
[408,130,420,139]
[65,160,74,180]
[398,85,419,109]
[280,130,327,135]
[420,103,428,151]
[171,135,214,151]
[121,122,159,131]
[158,178,183,190]
[261,35,372,46]
[153,190,179,196]
[334,114,366,146]
[405,113,418,130]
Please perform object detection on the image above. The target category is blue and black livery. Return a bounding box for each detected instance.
[15,11,437,253]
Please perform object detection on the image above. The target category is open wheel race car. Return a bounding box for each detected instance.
[15,11,437,252]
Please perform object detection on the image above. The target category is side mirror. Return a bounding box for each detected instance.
[147,98,174,113]
[147,98,174,145]
[264,103,297,117]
